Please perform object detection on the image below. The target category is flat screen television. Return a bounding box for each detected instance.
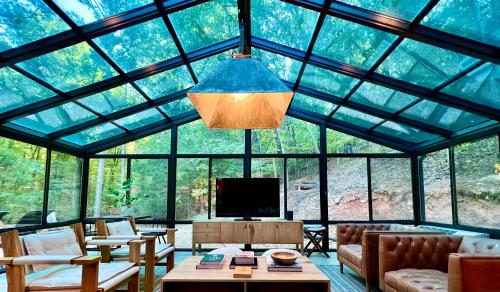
[216,178,280,218]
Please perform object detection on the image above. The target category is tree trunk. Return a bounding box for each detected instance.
[94,159,105,216]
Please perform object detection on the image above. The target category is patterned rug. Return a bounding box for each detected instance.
[317,265,366,292]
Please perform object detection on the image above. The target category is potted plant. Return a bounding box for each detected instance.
[109,179,148,216]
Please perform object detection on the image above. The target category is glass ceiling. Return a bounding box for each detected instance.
[0,0,498,154]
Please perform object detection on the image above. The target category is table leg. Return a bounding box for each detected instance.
[192,243,196,255]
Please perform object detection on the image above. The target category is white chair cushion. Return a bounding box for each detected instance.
[458,237,500,254]
[106,220,135,236]
[262,248,302,258]
[389,224,419,232]
[27,262,136,290]
[23,230,83,272]
[208,246,242,256]
[111,243,174,259]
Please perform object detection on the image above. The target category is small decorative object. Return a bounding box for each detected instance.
[271,251,298,266]
[234,251,255,265]
[233,266,252,278]
[196,254,225,269]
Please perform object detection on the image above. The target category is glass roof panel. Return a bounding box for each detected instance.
[441,63,500,110]
[333,107,383,129]
[135,66,194,99]
[160,97,195,118]
[60,122,125,146]
[252,0,319,51]
[314,16,397,70]
[115,108,165,130]
[251,48,302,82]
[422,0,499,47]
[169,0,239,53]
[291,93,335,116]
[53,0,152,26]
[17,42,118,92]
[10,102,96,134]
[374,120,438,143]
[376,39,479,89]
[349,82,418,113]
[0,0,71,52]
[191,51,233,80]
[94,18,178,72]
[327,129,400,153]
[301,65,359,97]
[400,100,489,132]
[78,84,145,115]
[0,67,55,113]
[338,0,429,21]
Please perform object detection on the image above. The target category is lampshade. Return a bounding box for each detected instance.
[187,57,294,129]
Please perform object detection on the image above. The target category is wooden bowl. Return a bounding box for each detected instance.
[270,252,298,266]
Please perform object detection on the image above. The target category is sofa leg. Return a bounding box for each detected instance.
[339,263,344,274]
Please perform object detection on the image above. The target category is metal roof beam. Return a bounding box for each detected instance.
[252,37,500,120]
[281,0,500,64]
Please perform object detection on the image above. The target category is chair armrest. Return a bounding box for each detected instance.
[0,255,101,266]
[448,253,500,292]
[87,238,145,246]
[137,227,166,233]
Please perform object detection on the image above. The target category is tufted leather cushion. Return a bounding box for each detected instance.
[106,220,135,236]
[22,230,83,272]
[27,262,137,289]
[339,244,362,270]
[385,268,447,292]
[457,237,500,255]
[337,224,389,246]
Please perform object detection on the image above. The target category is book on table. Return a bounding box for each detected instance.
[233,266,252,278]
[196,254,225,269]
[229,257,258,269]
[266,256,302,272]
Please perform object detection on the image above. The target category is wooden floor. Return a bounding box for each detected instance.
[0,251,366,292]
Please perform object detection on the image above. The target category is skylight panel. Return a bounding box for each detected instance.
[375,39,480,89]
[374,120,438,143]
[0,67,55,113]
[10,102,96,134]
[135,66,194,99]
[60,122,125,146]
[349,82,418,113]
[252,0,319,51]
[291,93,335,116]
[314,16,397,70]
[0,0,70,52]
[300,65,359,97]
[251,48,302,83]
[160,97,195,118]
[94,18,178,72]
[114,108,165,130]
[78,84,145,115]
[337,0,430,21]
[441,63,500,110]
[333,107,383,129]
[16,42,118,92]
[422,0,499,47]
[53,0,152,26]
[169,0,239,53]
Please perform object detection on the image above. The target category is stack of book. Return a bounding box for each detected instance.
[234,251,255,265]
[266,256,302,272]
[196,254,225,269]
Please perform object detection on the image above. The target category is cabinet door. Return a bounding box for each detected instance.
[249,223,276,243]
[221,222,249,243]
[275,222,302,243]
[193,222,220,233]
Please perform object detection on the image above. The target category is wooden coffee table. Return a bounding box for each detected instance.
[161,256,330,292]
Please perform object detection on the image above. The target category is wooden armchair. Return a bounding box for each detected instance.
[95,217,176,292]
[0,223,142,292]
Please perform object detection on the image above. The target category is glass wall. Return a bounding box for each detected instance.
[421,149,452,224]
[176,158,209,220]
[48,151,82,222]
[0,137,46,227]
[251,158,285,217]
[210,159,244,217]
[287,158,320,220]
[371,158,413,220]
[454,135,500,229]
[130,159,168,219]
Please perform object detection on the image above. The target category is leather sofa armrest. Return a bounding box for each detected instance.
[337,224,390,252]
[448,253,500,292]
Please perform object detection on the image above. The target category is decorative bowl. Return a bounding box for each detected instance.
[270,252,298,266]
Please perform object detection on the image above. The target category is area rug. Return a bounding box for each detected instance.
[317,265,366,292]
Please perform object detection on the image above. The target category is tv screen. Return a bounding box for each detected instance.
[216,178,280,218]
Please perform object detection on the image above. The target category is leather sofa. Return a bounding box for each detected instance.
[378,235,500,292]
[336,224,442,291]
